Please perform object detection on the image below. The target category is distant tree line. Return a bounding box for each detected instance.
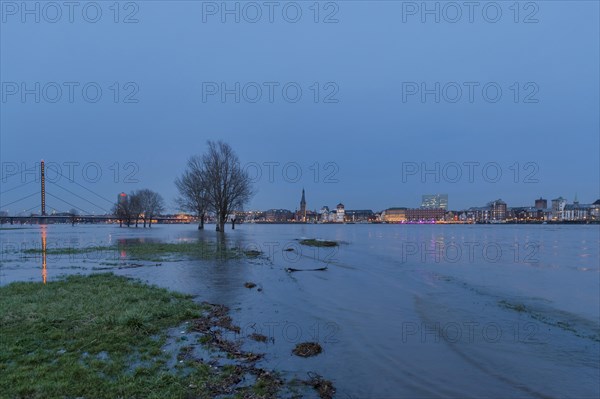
[176,140,254,232]
[113,189,165,228]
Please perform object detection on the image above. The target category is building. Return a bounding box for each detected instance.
[462,199,507,222]
[344,209,375,222]
[551,197,567,220]
[421,194,448,210]
[327,210,337,222]
[490,199,507,221]
[405,208,445,222]
[509,207,544,221]
[562,203,590,221]
[318,206,330,222]
[336,203,345,223]
[534,197,547,209]
[382,207,407,222]
[296,189,307,222]
[562,197,592,221]
[265,209,293,222]
[591,200,600,220]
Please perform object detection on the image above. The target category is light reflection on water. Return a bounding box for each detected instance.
[1,223,599,398]
[41,225,47,284]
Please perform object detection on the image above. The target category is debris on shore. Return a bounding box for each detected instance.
[305,372,336,399]
[286,267,328,273]
[299,239,339,247]
[292,342,323,357]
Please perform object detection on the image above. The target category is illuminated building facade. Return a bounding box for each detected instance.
[383,208,407,222]
[421,194,448,210]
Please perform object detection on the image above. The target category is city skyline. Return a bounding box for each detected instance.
[1,166,598,217]
[1,157,599,214]
[2,3,598,213]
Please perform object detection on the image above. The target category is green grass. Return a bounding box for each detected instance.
[299,239,339,248]
[0,274,259,398]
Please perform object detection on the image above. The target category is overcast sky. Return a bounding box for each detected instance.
[1,1,598,214]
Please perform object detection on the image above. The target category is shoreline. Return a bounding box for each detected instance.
[0,273,335,399]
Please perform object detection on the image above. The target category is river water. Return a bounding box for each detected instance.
[1,223,598,398]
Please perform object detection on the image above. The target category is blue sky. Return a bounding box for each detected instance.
[1,1,599,214]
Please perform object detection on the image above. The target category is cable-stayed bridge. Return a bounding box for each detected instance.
[0,161,180,224]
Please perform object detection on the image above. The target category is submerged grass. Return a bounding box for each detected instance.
[118,241,242,262]
[21,241,260,263]
[22,246,113,255]
[499,300,527,313]
[0,273,288,398]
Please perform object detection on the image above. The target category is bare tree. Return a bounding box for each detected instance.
[202,141,254,232]
[129,191,143,228]
[138,189,165,228]
[113,194,131,227]
[175,156,209,230]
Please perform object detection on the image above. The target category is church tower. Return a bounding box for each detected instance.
[300,188,307,222]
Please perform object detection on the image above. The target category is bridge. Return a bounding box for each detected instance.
[1,161,185,225]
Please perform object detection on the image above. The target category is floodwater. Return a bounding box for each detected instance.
[1,223,599,398]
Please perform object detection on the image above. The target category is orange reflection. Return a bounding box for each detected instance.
[41,227,47,284]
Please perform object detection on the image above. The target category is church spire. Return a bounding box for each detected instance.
[299,188,307,221]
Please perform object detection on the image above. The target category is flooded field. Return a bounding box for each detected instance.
[1,223,599,398]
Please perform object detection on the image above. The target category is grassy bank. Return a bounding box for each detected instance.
[0,274,283,398]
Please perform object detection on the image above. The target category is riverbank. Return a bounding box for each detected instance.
[0,273,333,398]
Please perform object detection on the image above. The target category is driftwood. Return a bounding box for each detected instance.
[286,267,328,273]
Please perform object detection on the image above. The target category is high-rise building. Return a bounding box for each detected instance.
[118,192,128,206]
[489,199,507,220]
[551,197,567,220]
[421,194,448,210]
[534,197,547,209]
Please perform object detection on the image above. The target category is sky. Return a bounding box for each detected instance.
[1,1,599,214]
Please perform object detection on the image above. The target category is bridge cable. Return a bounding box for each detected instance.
[50,169,116,205]
[0,191,39,209]
[49,181,111,213]
[0,179,37,195]
[45,191,90,215]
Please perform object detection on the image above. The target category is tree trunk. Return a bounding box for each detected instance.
[198,213,205,230]
[143,219,146,228]
[149,217,152,228]
[217,216,226,232]
[231,218,236,230]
